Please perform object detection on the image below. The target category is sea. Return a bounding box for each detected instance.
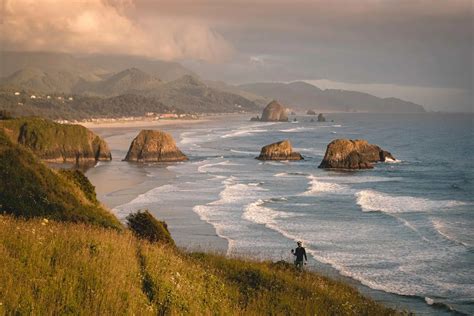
[86,113,473,315]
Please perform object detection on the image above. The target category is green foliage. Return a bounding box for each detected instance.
[0,109,13,120]
[58,169,98,204]
[126,210,175,246]
[0,131,121,229]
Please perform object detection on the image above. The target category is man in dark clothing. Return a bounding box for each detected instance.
[291,241,307,270]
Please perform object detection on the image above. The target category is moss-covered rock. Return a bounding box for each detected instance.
[0,130,121,229]
[0,117,111,163]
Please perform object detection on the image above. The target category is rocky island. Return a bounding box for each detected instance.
[124,129,188,162]
[260,100,289,122]
[0,117,111,163]
[319,139,395,169]
[256,139,303,161]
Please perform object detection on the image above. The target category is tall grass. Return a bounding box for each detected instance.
[0,215,402,315]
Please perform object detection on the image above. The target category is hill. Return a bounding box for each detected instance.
[0,215,398,315]
[0,130,121,229]
[239,81,425,113]
[0,93,177,120]
[0,51,195,82]
[145,75,260,113]
[75,68,162,96]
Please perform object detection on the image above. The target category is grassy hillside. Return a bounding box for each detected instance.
[0,117,111,162]
[0,131,120,229]
[0,215,400,315]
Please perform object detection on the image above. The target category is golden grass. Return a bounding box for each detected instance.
[0,215,402,315]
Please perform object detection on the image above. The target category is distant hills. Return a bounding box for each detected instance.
[0,51,426,116]
[239,81,425,113]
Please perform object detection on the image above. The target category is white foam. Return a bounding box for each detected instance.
[230,149,259,155]
[425,297,435,305]
[280,126,315,133]
[197,160,241,173]
[356,190,466,214]
[220,128,267,139]
[384,157,402,163]
[332,124,342,127]
[243,200,293,226]
[301,175,348,195]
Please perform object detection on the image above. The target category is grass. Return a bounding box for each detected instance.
[0,130,121,229]
[0,215,402,315]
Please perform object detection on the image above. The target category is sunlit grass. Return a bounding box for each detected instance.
[0,215,402,315]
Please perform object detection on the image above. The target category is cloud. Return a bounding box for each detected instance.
[0,0,233,62]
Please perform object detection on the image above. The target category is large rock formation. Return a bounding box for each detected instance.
[260,100,288,122]
[317,113,326,122]
[124,130,188,162]
[319,139,395,169]
[256,140,303,161]
[0,118,111,163]
[307,110,316,115]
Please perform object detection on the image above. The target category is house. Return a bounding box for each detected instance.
[14,92,20,96]
[46,95,51,99]
[30,95,36,99]
[68,97,74,101]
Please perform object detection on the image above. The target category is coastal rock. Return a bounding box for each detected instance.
[317,113,326,122]
[319,139,395,169]
[124,130,188,162]
[0,117,112,163]
[256,140,303,161]
[250,116,260,121]
[307,110,316,115]
[260,100,288,122]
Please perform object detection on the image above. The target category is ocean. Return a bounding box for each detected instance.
[86,113,473,315]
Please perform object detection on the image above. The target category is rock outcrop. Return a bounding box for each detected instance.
[307,110,316,115]
[124,130,188,162]
[319,139,395,169]
[256,140,303,161]
[260,100,288,122]
[0,118,111,163]
[317,113,326,122]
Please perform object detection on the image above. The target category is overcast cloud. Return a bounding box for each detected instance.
[0,0,472,111]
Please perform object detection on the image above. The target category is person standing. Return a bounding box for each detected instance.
[291,241,307,270]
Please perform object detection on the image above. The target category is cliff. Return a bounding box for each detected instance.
[256,140,303,160]
[260,100,288,122]
[319,139,395,169]
[0,117,111,163]
[0,130,121,229]
[124,130,188,162]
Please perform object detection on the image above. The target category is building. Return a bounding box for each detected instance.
[30,95,36,99]
[14,92,20,96]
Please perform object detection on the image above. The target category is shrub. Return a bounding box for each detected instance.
[126,210,175,245]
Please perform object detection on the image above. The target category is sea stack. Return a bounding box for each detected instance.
[124,130,188,162]
[319,139,395,169]
[317,113,326,122]
[256,140,303,161]
[260,100,288,122]
[307,110,316,115]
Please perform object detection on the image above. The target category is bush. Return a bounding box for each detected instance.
[126,210,175,245]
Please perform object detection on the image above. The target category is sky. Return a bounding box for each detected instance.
[0,0,472,111]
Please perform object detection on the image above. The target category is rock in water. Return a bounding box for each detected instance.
[317,113,326,122]
[307,110,316,115]
[319,139,395,169]
[124,130,188,162]
[256,140,303,161]
[260,100,288,122]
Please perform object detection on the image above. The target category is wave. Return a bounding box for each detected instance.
[332,124,342,127]
[197,160,242,173]
[301,175,348,195]
[384,157,402,163]
[210,176,267,205]
[280,126,316,133]
[356,190,466,214]
[274,172,308,177]
[431,219,473,248]
[220,128,267,139]
[242,199,294,226]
